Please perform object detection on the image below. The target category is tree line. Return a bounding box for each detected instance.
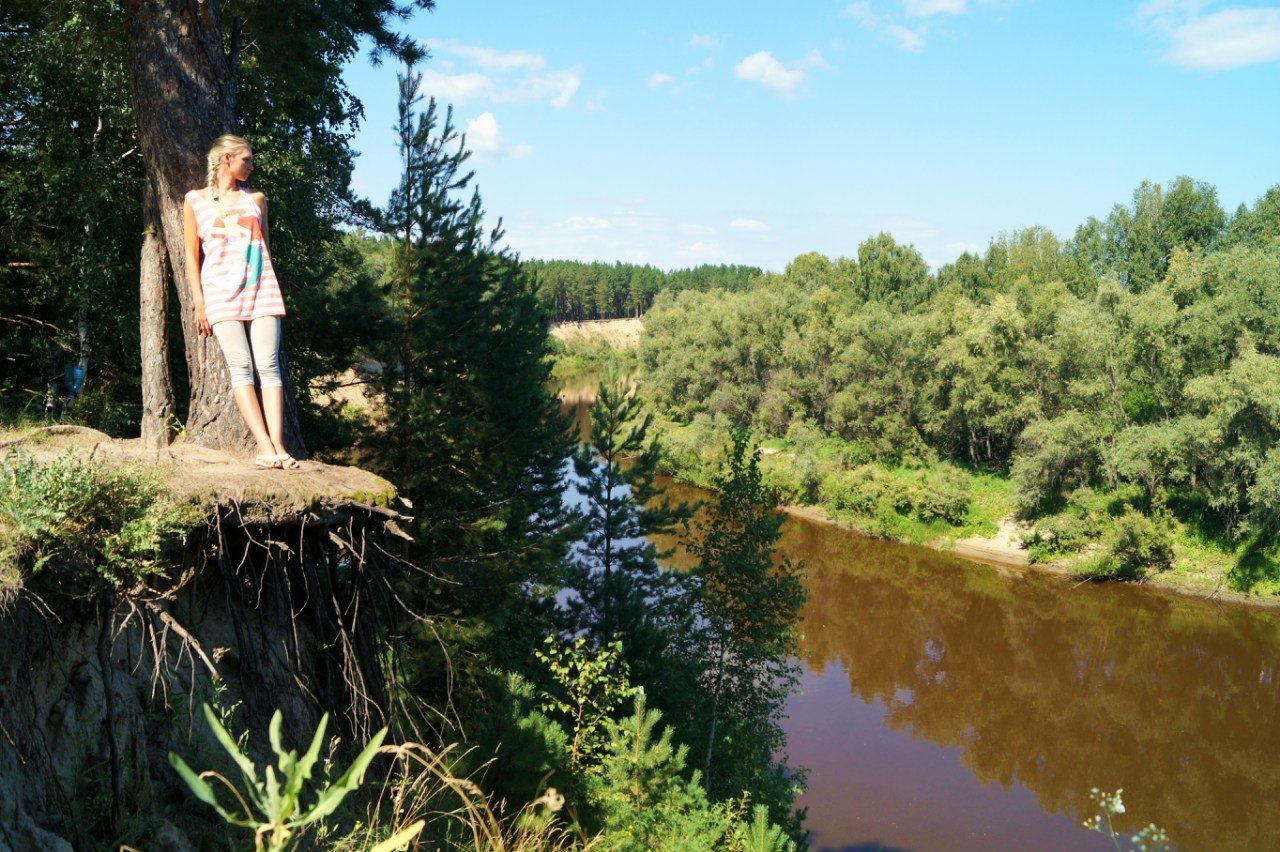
[525,258,763,322]
[641,177,1280,583]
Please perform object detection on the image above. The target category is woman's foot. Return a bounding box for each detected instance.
[254,453,282,469]
[270,452,301,470]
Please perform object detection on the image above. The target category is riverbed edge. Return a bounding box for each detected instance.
[778,499,1280,612]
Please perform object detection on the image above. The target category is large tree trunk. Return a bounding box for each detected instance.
[138,176,174,449]
[124,0,306,457]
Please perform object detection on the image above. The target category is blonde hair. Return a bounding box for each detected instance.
[205,134,250,200]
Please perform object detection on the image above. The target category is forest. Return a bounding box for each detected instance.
[639,176,1280,592]
[0,1,805,849]
[525,259,763,322]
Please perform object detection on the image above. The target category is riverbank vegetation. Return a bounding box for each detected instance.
[549,335,640,384]
[639,178,1280,595]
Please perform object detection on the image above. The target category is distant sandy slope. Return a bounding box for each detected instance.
[551,317,644,348]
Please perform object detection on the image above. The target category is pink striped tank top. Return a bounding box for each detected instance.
[186,188,286,324]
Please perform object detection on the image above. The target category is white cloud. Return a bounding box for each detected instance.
[649,72,674,87]
[877,217,940,240]
[562,216,615,231]
[734,51,805,96]
[888,25,926,51]
[690,34,723,49]
[464,112,503,162]
[1136,0,1210,26]
[903,0,966,17]
[679,241,732,263]
[500,209,763,270]
[537,70,582,108]
[945,241,981,257]
[842,1,879,27]
[421,70,496,103]
[730,218,769,232]
[427,39,546,71]
[1165,8,1280,69]
[419,42,581,108]
[463,113,532,163]
[797,48,834,70]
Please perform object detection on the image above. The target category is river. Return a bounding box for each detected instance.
[560,379,1280,851]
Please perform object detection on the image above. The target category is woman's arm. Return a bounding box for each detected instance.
[253,191,269,250]
[182,194,212,337]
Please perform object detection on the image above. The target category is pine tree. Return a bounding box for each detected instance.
[371,64,574,709]
[563,371,695,698]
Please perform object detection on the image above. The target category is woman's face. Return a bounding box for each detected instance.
[224,147,255,182]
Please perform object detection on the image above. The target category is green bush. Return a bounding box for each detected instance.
[0,450,200,589]
[761,464,807,505]
[820,464,892,516]
[656,414,729,488]
[1105,507,1174,579]
[1023,487,1112,563]
[821,464,970,527]
[908,466,971,525]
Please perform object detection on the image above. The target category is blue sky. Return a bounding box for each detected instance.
[342,1,1280,271]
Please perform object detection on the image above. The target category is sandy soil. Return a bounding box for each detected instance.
[952,518,1031,567]
[551,317,644,348]
[310,358,381,412]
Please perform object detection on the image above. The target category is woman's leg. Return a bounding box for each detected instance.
[248,316,286,454]
[211,320,276,457]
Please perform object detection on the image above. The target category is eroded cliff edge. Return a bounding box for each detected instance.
[0,427,411,850]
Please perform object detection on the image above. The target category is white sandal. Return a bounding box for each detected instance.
[271,453,302,470]
[254,454,282,469]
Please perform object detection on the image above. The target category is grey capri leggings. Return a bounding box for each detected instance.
[211,316,283,389]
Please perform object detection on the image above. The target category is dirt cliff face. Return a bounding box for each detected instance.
[0,428,409,850]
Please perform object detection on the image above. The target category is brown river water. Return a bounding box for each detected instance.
[561,381,1280,851]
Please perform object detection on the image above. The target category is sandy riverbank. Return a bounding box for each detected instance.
[551,317,644,348]
[778,500,1280,610]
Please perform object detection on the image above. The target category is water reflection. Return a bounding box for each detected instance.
[786,511,1280,851]
[558,377,598,443]
[559,384,1280,850]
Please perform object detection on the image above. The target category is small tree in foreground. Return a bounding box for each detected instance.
[691,430,806,820]
[564,373,691,670]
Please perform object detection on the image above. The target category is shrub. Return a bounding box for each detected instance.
[657,414,730,487]
[1023,487,1112,563]
[909,466,971,525]
[820,465,892,516]
[0,450,200,589]
[821,464,972,527]
[1105,506,1174,579]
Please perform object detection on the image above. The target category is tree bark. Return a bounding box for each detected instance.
[139,176,174,449]
[124,0,306,457]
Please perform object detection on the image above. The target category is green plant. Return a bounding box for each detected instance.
[168,703,406,852]
[1082,788,1170,851]
[0,450,200,589]
[536,635,639,769]
[909,466,971,525]
[1105,507,1175,579]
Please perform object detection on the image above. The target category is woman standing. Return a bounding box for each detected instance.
[182,134,298,469]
